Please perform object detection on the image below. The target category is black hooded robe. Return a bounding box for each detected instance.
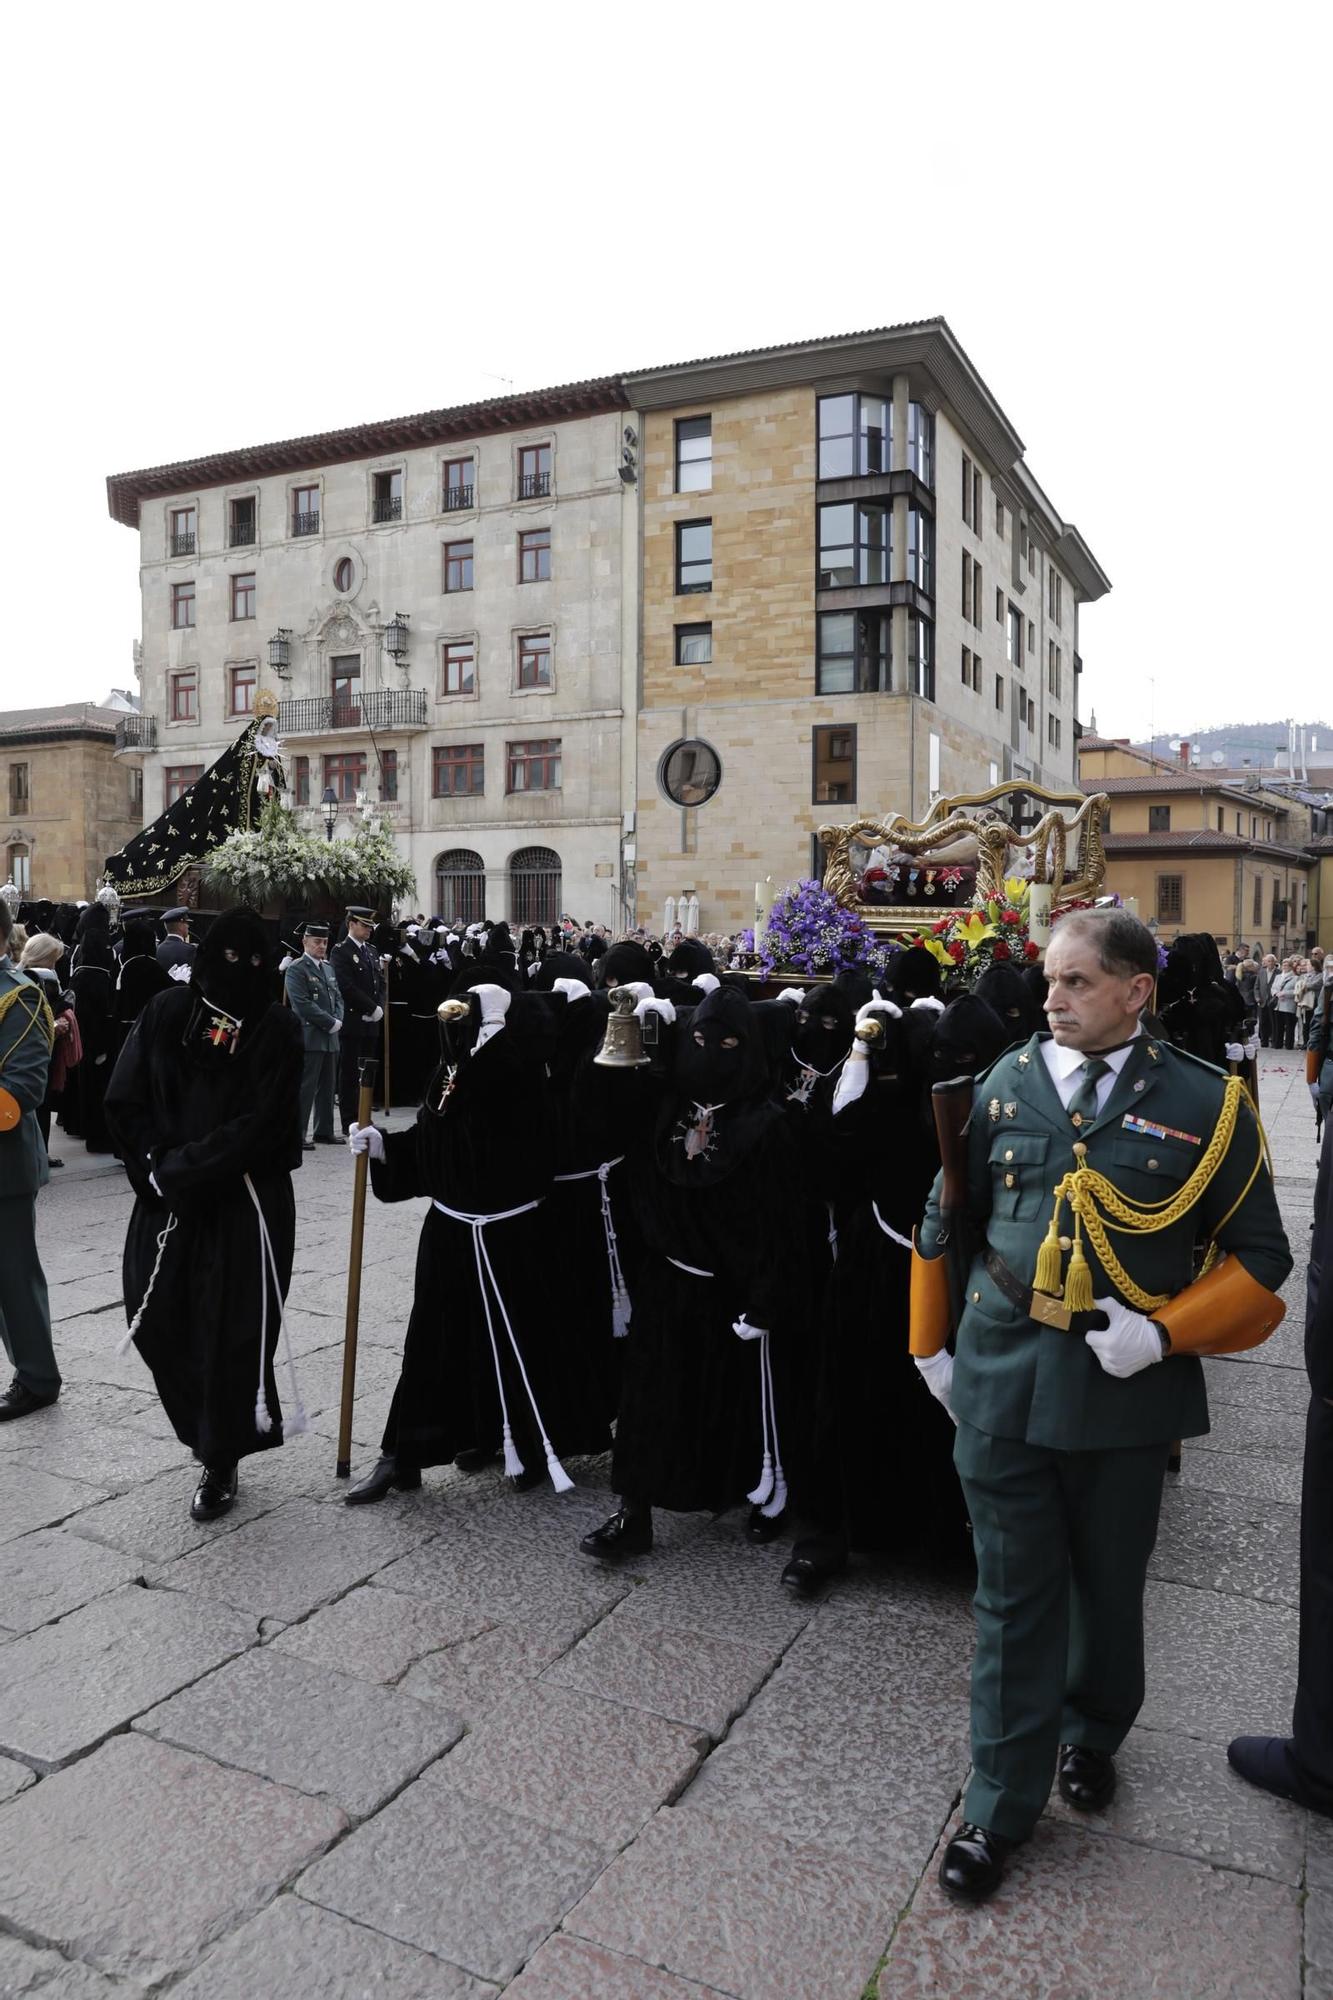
[62,909,118,1151]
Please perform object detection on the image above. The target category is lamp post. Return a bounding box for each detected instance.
[321,786,339,842]
[267,629,293,676]
[384,613,409,668]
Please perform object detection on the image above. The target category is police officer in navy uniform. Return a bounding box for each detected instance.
[331,906,384,1133]
[910,907,1292,1903]
[283,922,343,1149]
[155,908,196,973]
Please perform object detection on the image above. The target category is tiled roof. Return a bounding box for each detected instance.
[621,316,944,380]
[1102,830,1309,862]
[0,703,123,739]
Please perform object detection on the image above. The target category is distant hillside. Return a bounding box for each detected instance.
[1129,720,1332,768]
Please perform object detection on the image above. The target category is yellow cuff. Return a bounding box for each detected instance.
[910,1233,952,1358]
[1157,1255,1285,1357]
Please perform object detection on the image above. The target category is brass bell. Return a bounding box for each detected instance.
[594,985,651,1068]
[437,997,471,1023]
[854,1017,884,1044]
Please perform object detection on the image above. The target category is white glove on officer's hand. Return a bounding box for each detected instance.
[776,987,807,1007]
[1085,1296,1164,1378]
[635,997,676,1025]
[363,1006,384,1024]
[1225,1042,1245,1064]
[347,1123,385,1161]
[328,1020,341,1036]
[915,1350,957,1422]
[732,1317,768,1341]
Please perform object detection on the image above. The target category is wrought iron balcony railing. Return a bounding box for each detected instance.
[443,484,474,511]
[517,472,551,499]
[291,511,321,537]
[229,521,256,547]
[115,714,158,753]
[276,688,429,736]
[372,495,403,523]
[169,533,196,557]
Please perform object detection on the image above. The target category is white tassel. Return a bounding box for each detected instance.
[545,1447,575,1493]
[760,1333,788,1519]
[748,1453,775,1507]
[748,1330,775,1504]
[761,1470,789,1520]
[254,1387,273,1435]
[502,1424,525,1479]
[599,1164,633,1339]
[611,1284,632,1339]
[119,1211,178,1353]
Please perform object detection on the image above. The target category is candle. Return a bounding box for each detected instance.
[1029,882,1053,950]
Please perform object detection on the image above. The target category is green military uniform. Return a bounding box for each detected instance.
[283,951,344,1141]
[0,961,59,1402]
[920,1028,1291,1840]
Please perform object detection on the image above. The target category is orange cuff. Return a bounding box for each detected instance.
[910,1234,952,1358]
[1157,1255,1285,1357]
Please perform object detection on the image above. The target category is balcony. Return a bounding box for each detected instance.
[277,688,429,737]
[443,484,474,511]
[518,472,551,500]
[229,521,256,547]
[170,533,196,557]
[292,511,321,537]
[115,714,158,755]
[372,495,403,524]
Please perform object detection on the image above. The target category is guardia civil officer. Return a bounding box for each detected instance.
[331,906,384,1133]
[283,922,343,1148]
[155,908,196,973]
[0,895,60,1419]
[911,907,1291,1903]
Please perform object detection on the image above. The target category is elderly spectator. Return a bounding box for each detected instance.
[1272,958,1300,1050]
[1256,954,1279,1046]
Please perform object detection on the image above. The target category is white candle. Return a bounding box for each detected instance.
[1029,882,1053,949]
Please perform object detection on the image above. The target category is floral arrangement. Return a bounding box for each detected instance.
[756,879,895,979]
[203,797,415,910]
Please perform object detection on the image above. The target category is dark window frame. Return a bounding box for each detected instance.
[171,580,195,629]
[816,393,891,480]
[516,629,552,690]
[518,526,551,584]
[675,415,713,493]
[323,750,367,802]
[443,539,474,592]
[1148,804,1171,832]
[169,669,198,722]
[230,571,256,621]
[675,622,713,666]
[1156,873,1184,924]
[812,723,857,805]
[506,737,562,793]
[228,662,256,715]
[675,518,713,595]
[164,762,203,805]
[441,638,477,698]
[432,743,485,797]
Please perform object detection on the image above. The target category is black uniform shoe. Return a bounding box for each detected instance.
[190,1463,238,1522]
[1057,1744,1117,1811]
[746,1505,786,1544]
[0,1378,59,1422]
[938,1823,1018,1903]
[302,1140,316,1151]
[454,1446,499,1472]
[780,1536,848,1599]
[580,1508,653,1560]
[313,1134,341,1145]
[1228,1735,1333,1816]
[344,1455,423,1505]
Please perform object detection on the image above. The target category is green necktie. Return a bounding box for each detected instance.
[1067,1056,1111,1130]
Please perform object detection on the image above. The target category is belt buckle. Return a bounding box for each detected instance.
[1029,1289,1072,1332]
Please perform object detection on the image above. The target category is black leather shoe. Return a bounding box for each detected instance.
[1058,1743,1117,1811]
[1228,1735,1333,1816]
[454,1446,498,1472]
[780,1539,848,1599]
[344,1455,422,1505]
[190,1463,238,1522]
[580,1508,653,1560]
[746,1505,786,1544]
[313,1134,340,1145]
[303,1140,316,1151]
[938,1823,1017,1903]
[0,1378,59,1422]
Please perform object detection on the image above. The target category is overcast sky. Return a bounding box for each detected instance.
[4,3,1326,747]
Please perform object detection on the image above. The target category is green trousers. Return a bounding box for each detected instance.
[954,1419,1170,1839]
[0,1193,59,1399]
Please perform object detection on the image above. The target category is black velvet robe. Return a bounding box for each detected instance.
[105,988,305,1466]
[63,947,117,1151]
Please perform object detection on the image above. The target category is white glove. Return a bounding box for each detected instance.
[732,1317,768,1342]
[168,963,192,984]
[619,981,655,1003]
[857,996,903,1024]
[1225,1043,1245,1064]
[328,1020,341,1036]
[363,1006,384,1024]
[635,997,676,1025]
[692,973,720,995]
[1085,1296,1164,1378]
[551,978,589,1004]
[832,1044,870,1115]
[347,1123,385,1160]
[148,1170,164,1199]
[915,1350,957,1422]
[776,987,807,1007]
[910,995,945,1014]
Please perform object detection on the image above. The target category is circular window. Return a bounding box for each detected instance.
[333,557,355,593]
[659,738,722,808]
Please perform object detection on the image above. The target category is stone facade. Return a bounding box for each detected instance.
[0,707,141,903]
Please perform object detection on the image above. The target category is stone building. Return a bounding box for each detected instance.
[0,705,142,903]
[106,381,637,928]
[623,321,1110,933]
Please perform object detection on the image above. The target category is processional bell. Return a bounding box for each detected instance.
[593,984,651,1068]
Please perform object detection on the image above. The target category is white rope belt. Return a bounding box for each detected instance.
[552,1157,631,1336]
[667,1256,714,1278]
[431,1196,571,1491]
[663,1254,786,1520]
[872,1201,914,1253]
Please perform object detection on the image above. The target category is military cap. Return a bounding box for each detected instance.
[345,905,376,921]
[302,921,330,939]
[162,907,191,924]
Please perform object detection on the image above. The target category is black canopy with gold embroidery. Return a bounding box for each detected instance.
[104,718,267,898]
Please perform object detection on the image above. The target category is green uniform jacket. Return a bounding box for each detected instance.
[920,1031,1292,1451]
[0,963,51,1197]
[283,955,344,1052]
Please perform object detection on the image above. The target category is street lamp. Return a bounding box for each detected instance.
[321,786,339,841]
[268,628,293,676]
[384,613,409,662]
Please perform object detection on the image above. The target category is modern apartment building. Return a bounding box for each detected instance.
[106,381,636,927]
[624,321,1110,931]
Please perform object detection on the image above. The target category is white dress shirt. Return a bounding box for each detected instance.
[1040,1026,1142,1115]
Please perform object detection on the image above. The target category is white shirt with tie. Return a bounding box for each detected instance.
[1040,1025,1143,1115]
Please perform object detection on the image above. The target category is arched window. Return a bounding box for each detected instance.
[434,848,485,926]
[6,844,30,894]
[509,846,560,928]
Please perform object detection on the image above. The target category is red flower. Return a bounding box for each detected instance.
[1000,909,1023,927]
[932,919,949,935]
[1024,940,1040,961]
[993,939,1011,960]
[948,941,966,962]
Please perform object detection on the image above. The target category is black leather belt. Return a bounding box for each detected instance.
[983,1248,1093,1334]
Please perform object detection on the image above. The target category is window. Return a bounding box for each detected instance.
[906,508,934,594]
[1027,618,1035,654]
[436,849,485,925]
[293,755,310,807]
[171,580,195,629]
[1047,714,1062,749]
[231,572,256,620]
[380,748,398,802]
[660,739,722,806]
[995,673,1005,711]
[441,639,476,697]
[6,843,29,892]
[995,586,1004,623]
[506,738,561,792]
[1236,812,1243,835]
[229,496,255,547]
[817,502,889,588]
[961,456,983,534]
[169,670,198,722]
[675,416,712,492]
[128,766,143,814]
[1272,879,1284,924]
[228,663,256,715]
[816,609,889,694]
[1027,536,1036,577]
[330,655,361,723]
[1047,641,1062,700]
[963,550,982,626]
[516,630,552,689]
[292,485,320,535]
[676,519,712,594]
[907,402,934,485]
[333,557,355,593]
[433,744,484,797]
[996,499,1006,538]
[1148,805,1171,831]
[372,469,403,524]
[164,763,202,805]
[518,444,551,499]
[1049,569,1063,625]
[962,551,973,621]
[324,751,367,802]
[519,526,551,583]
[961,647,981,693]
[509,846,561,928]
[8,762,29,814]
[1250,815,1257,838]
[443,458,474,510]
[1253,874,1264,924]
[813,725,857,803]
[1157,875,1184,923]
[907,614,934,701]
[443,539,474,593]
[1218,808,1225,832]
[170,506,196,557]
[675,622,712,665]
[816,394,890,479]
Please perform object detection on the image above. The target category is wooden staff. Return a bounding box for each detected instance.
[381,956,392,1113]
[336,1057,378,1478]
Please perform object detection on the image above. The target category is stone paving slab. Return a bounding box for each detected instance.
[0,1582,254,1770]
[606,1525,818,1649]
[541,1614,777,1740]
[16,1962,127,1999]
[0,1734,345,1986]
[0,1528,143,1634]
[171,1895,494,2000]
[0,1751,35,1802]
[296,1765,605,1985]
[1169,1448,1305,1508]
[151,1495,434,1622]
[1138,1581,1300,1745]
[441,1682,709,1855]
[0,1463,109,1546]
[506,1933,732,1999]
[135,1645,463,1819]
[272,1580,493,1683]
[1151,1485,1301,1609]
[566,1802,908,2000]
[6,1419,190,1493]
[1199,1402,1308,1460]
[1309,1813,1333,1888]
[1306,1890,1333,1988]
[885,1813,1302,1999]
[0,1937,96,1997]
[399,1620,587,1725]
[1203,1358,1313,1414]
[372,1529,632,1631]
[63,1452,335,1568]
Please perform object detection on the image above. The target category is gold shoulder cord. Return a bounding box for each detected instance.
[1032,1074,1265,1315]
[0,984,56,1063]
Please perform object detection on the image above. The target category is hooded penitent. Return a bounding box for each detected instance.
[62,900,118,1150]
[975,961,1045,1043]
[595,940,657,991]
[114,917,172,1030]
[923,990,1010,1088]
[1157,932,1246,1065]
[885,943,944,1006]
[191,909,276,1034]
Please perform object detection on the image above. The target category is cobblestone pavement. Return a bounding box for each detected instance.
[0,1049,1323,1999]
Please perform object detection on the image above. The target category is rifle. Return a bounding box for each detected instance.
[336,1057,378,1478]
[931,1074,977,1344]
